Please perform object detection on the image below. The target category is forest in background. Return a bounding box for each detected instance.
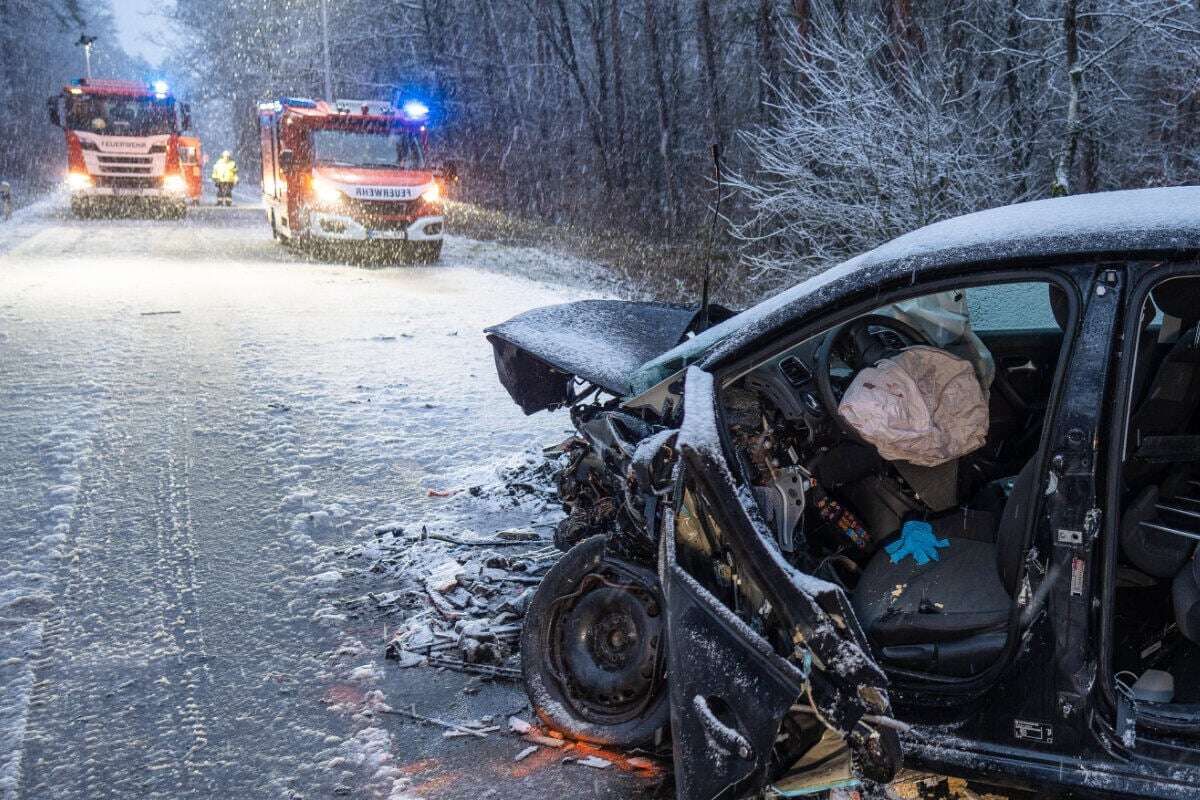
[173,0,1200,296]
[5,2,1200,298]
[0,0,143,202]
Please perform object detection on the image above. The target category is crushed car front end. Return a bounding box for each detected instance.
[485,301,900,799]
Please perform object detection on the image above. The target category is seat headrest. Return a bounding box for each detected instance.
[1153,277,1200,327]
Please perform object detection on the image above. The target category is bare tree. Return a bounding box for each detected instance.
[165,0,1200,298]
[729,11,1023,282]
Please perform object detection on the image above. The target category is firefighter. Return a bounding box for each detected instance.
[212,150,238,207]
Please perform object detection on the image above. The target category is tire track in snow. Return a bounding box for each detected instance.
[0,297,104,799]
[19,407,211,797]
[12,300,343,798]
[2,203,616,800]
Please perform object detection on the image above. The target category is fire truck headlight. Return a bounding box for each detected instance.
[311,177,345,205]
[163,174,187,194]
[66,172,93,191]
[420,183,441,204]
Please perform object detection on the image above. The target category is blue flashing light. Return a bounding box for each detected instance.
[401,100,429,121]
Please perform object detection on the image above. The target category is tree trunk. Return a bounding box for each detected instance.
[1004,0,1028,196]
[585,0,613,188]
[609,0,627,181]
[643,0,677,226]
[696,0,724,148]
[545,0,611,185]
[756,0,778,119]
[1053,0,1082,196]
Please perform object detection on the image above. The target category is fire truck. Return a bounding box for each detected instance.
[48,79,194,218]
[257,97,445,261]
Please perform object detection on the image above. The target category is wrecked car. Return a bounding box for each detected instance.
[485,186,1200,798]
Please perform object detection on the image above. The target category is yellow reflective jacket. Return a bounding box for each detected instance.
[212,157,239,183]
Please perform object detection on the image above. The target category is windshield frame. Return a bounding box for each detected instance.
[310,126,426,170]
[65,93,178,137]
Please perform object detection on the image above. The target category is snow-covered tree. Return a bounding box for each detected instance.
[0,1,137,197]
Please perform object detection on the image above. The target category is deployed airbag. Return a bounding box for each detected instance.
[838,345,988,467]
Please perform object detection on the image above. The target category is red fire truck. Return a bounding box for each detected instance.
[48,79,194,218]
[257,97,445,261]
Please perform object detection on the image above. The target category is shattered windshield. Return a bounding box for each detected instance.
[312,129,425,169]
[65,95,176,136]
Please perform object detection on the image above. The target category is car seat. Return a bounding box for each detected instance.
[851,459,1039,676]
[1125,278,1200,489]
[1120,484,1196,580]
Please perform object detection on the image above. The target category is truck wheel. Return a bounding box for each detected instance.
[70,199,89,219]
[520,535,669,748]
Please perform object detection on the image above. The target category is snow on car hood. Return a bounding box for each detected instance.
[312,166,433,201]
[485,300,697,399]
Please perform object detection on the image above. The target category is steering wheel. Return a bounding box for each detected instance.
[814,314,933,424]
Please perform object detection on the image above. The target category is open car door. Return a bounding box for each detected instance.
[662,367,899,799]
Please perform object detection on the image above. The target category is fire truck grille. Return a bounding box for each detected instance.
[349,199,418,231]
[95,176,160,190]
[98,155,154,175]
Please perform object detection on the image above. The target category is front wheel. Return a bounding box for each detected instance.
[520,535,669,747]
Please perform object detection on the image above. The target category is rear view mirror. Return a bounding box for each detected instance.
[180,102,192,131]
[440,160,459,182]
[279,149,295,171]
[47,97,62,128]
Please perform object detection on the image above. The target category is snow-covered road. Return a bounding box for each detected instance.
[0,199,652,799]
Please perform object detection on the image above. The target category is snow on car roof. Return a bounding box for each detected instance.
[633,186,1200,392]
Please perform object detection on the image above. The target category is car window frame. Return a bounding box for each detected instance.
[706,266,1086,693]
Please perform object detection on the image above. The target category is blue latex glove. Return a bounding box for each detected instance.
[885,520,949,565]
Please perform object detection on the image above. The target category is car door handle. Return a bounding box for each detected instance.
[693,695,754,760]
[1004,358,1038,374]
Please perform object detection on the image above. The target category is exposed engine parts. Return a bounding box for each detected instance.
[724,387,820,553]
[552,406,675,564]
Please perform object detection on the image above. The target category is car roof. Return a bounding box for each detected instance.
[631,186,1200,394]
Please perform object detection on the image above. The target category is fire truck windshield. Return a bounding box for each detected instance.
[312,129,425,170]
[66,95,177,136]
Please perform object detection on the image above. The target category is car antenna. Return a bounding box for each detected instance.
[697,143,722,333]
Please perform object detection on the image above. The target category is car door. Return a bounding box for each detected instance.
[661,366,896,800]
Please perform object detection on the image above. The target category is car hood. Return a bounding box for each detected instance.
[485,300,698,413]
